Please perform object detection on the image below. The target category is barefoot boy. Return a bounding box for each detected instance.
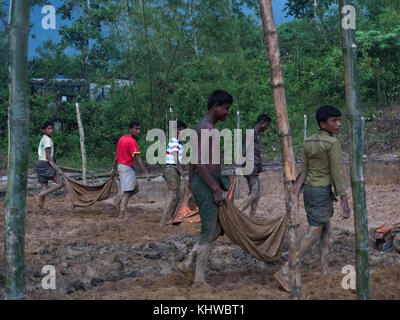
[34,122,64,209]
[274,105,350,292]
[177,90,233,288]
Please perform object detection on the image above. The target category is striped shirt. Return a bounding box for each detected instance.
[165,138,183,165]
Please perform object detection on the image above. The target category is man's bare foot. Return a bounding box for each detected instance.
[160,216,166,225]
[274,270,290,293]
[321,265,330,275]
[112,199,121,213]
[249,209,257,219]
[118,209,126,219]
[176,262,194,282]
[34,194,44,209]
[192,279,212,290]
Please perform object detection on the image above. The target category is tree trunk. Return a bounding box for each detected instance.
[5,0,31,300]
[258,0,301,299]
[75,103,87,183]
[376,71,381,106]
[83,0,91,98]
[83,43,90,98]
[339,0,370,300]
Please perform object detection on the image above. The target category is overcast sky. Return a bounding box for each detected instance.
[28,0,292,58]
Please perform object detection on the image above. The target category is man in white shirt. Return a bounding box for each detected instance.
[161,120,187,225]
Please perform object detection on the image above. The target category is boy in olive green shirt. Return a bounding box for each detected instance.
[274,105,350,292]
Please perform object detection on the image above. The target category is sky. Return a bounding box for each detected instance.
[27,0,293,58]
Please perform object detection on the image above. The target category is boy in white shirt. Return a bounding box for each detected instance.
[34,122,63,209]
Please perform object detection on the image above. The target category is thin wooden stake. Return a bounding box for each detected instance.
[75,103,87,183]
[258,0,301,299]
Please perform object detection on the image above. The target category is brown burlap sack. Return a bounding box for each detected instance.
[172,176,287,262]
[218,199,287,262]
[63,173,120,208]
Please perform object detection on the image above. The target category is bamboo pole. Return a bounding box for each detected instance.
[170,107,175,121]
[258,0,301,299]
[339,0,370,300]
[5,0,31,300]
[303,114,307,141]
[75,103,87,183]
[235,110,241,199]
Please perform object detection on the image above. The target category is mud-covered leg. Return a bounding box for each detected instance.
[275,226,322,292]
[192,243,212,289]
[249,176,261,218]
[176,243,198,282]
[35,176,64,209]
[161,189,179,225]
[119,189,137,218]
[35,183,48,209]
[319,221,331,274]
[240,176,257,213]
[104,192,122,213]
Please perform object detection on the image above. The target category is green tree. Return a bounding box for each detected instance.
[5,0,31,300]
[58,0,119,97]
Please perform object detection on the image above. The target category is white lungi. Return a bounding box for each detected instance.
[118,163,137,192]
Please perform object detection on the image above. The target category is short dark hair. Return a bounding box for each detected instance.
[316,105,342,128]
[41,121,53,130]
[256,114,271,124]
[207,90,233,110]
[177,120,187,129]
[128,121,141,129]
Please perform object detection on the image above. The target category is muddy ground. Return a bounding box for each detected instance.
[0,163,399,300]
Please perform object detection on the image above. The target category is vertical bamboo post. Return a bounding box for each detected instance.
[170,107,175,122]
[258,0,301,299]
[165,113,168,142]
[235,110,241,199]
[75,103,87,183]
[339,0,370,300]
[5,0,31,300]
[303,114,307,141]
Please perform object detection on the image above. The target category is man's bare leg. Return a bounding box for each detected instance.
[240,176,260,217]
[104,193,122,213]
[35,175,63,209]
[119,192,129,218]
[249,177,261,218]
[319,221,331,274]
[275,225,323,292]
[176,243,198,281]
[192,243,212,289]
[161,189,179,225]
[119,190,136,218]
[35,183,48,209]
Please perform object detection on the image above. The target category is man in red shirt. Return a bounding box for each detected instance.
[111,121,150,218]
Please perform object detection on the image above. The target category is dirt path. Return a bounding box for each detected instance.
[0,179,399,300]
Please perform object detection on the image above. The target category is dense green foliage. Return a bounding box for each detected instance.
[0,0,399,169]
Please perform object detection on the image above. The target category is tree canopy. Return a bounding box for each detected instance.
[0,0,399,168]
